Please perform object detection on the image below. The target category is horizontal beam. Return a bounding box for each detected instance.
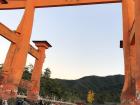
[0,23,19,43]
[0,23,39,59]
[29,45,39,59]
[0,0,121,10]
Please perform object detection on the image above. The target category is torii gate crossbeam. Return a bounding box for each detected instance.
[0,0,121,10]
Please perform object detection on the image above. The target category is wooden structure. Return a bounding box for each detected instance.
[0,2,52,100]
[0,22,52,100]
[0,0,139,105]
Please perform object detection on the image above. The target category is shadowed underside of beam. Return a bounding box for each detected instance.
[0,0,8,4]
[0,0,121,10]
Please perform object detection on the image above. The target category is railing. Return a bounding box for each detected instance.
[17,95,77,105]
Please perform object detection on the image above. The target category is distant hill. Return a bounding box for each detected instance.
[22,68,124,103]
[54,75,124,103]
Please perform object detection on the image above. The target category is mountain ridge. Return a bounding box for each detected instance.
[53,74,123,80]
[53,74,124,103]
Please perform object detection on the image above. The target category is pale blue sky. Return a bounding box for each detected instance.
[0,3,123,79]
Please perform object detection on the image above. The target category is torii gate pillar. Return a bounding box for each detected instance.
[121,0,140,105]
[0,0,35,100]
[27,41,52,101]
[135,0,140,104]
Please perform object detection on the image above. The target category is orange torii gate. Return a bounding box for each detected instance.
[0,0,52,101]
[0,23,52,100]
[0,0,139,105]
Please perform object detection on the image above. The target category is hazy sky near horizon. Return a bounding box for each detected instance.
[0,3,123,79]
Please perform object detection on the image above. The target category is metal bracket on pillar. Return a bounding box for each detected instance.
[120,40,123,48]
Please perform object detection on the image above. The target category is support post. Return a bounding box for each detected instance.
[0,0,35,99]
[135,0,140,104]
[27,41,51,101]
[0,43,17,83]
[121,0,135,105]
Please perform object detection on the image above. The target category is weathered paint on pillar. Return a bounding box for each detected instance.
[121,0,135,104]
[135,0,140,104]
[0,43,18,99]
[0,43,17,82]
[27,41,52,101]
[121,0,131,102]
[129,38,136,105]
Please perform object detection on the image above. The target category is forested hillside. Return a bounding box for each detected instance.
[20,65,124,104]
[54,75,124,103]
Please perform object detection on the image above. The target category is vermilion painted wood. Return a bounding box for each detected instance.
[0,0,121,10]
[135,0,140,104]
[121,0,136,105]
[0,0,35,99]
[0,0,140,104]
[27,41,51,101]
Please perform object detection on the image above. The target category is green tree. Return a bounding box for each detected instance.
[43,68,51,79]
[22,65,32,80]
